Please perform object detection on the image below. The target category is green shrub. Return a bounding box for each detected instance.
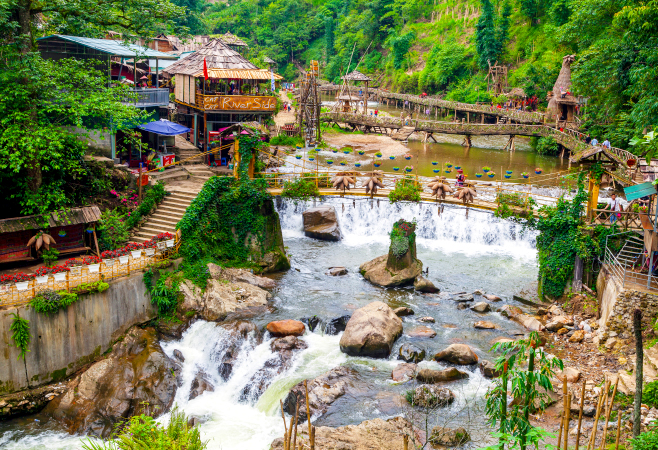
[496,192,527,207]
[281,178,320,202]
[124,181,168,229]
[642,380,658,408]
[30,289,78,315]
[144,270,181,317]
[41,248,60,267]
[270,135,304,147]
[82,405,208,450]
[69,281,109,295]
[536,136,560,156]
[98,209,129,251]
[10,313,30,360]
[630,429,658,450]
[388,176,422,203]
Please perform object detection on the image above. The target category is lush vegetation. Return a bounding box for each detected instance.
[70,281,110,295]
[281,177,320,202]
[82,405,208,450]
[9,313,30,360]
[388,176,422,203]
[642,380,658,409]
[389,219,416,258]
[630,429,658,450]
[30,290,79,315]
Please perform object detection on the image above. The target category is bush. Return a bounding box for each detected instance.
[69,281,109,295]
[388,177,422,203]
[630,429,658,450]
[281,178,320,202]
[535,136,560,156]
[144,271,180,317]
[98,209,129,251]
[125,181,168,229]
[270,135,305,147]
[30,289,78,315]
[496,192,527,207]
[41,248,60,267]
[642,380,658,408]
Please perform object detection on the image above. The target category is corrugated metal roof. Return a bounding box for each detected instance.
[193,68,283,80]
[37,35,179,60]
[0,207,102,234]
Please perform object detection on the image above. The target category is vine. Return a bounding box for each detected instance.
[143,269,181,318]
[10,313,30,360]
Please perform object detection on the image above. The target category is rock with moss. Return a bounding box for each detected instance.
[409,385,455,408]
[429,426,471,447]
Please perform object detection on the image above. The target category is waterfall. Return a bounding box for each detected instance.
[276,197,537,260]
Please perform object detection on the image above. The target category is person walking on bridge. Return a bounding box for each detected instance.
[590,137,599,146]
[605,193,623,224]
[603,138,611,149]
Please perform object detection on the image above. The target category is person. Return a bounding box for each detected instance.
[374,109,378,117]
[605,193,623,223]
[603,138,611,149]
[591,137,598,146]
[585,134,591,144]
[455,169,465,187]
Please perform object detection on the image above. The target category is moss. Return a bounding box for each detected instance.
[49,368,68,382]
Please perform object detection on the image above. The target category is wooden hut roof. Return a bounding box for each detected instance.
[341,70,371,82]
[505,87,527,98]
[263,56,276,64]
[221,32,248,47]
[337,95,360,101]
[0,207,101,234]
[569,146,625,166]
[163,35,211,54]
[193,68,283,80]
[552,55,575,95]
[163,38,258,76]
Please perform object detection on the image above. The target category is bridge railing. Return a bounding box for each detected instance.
[590,209,645,230]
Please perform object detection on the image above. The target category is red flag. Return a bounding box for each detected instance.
[203,57,208,80]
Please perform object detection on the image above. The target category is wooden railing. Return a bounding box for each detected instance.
[590,209,645,230]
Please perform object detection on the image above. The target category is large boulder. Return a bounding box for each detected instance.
[218,321,261,381]
[416,368,469,383]
[479,360,501,378]
[429,427,471,447]
[207,263,276,289]
[500,305,544,332]
[179,279,270,322]
[284,366,358,421]
[410,385,455,408]
[189,371,214,400]
[398,343,426,363]
[433,344,478,365]
[267,319,305,337]
[414,276,440,293]
[43,327,177,437]
[303,206,341,241]
[339,302,403,358]
[546,316,574,332]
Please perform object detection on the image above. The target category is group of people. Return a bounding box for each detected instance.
[584,134,611,149]
[368,109,379,117]
[282,102,292,113]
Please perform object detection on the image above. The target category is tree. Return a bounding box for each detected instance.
[496,0,512,55]
[324,16,335,60]
[476,0,499,69]
[390,31,414,70]
[0,0,186,216]
[171,0,207,35]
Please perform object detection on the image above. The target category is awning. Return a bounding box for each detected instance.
[192,68,284,80]
[138,119,190,136]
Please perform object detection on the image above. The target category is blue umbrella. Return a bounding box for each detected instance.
[138,119,190,136]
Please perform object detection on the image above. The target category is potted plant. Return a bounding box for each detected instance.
[355,162,361,167]
[431,161,438,166]
[309,156,315,161]
[393,167,400,171]
[358,150,365,155]
[13,272,35,291]
[476,173,483,178]
[332,148,338,153]
[58,229,67,237]
[483,166,491,173]
[340,160,347,166]
[389,155,396,160]
[535,168,543,174]
[455,165,462,170]
[374,162,381,167]
[522,172,530,179]
[488,171,496,178]
[504,174,512,179]
[445,169,452,174]
[404,154,412,160]
[445,162,453,168]
[0,274,15,285]
[375,152,382,158]
[433,169,440,173]
[405,165,414,173]
[295,154,302,160]
[506,170,513,174]
[326,159,334,165]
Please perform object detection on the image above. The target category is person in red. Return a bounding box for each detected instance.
[455,169,465,187]
[374,109,378,117]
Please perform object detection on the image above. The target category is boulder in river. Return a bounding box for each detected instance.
[359,220,422,287]
[207,263,276,289]
[478,360,501,378]
[189,371,214,400]
[410,385,455,408]
[470,302,491,313]
[474,321,497,329]
[452,294,474,302]
[484,294,502,302]
[324,315,351,335]
[407,326,437,339]
[416,367,469,383]
[43,327,177,437]
[284,366,357,421]
[300,316,321,332]
[392,363,418,382]
[429,426,471,447]
[418,316,435,323]
[500,305,544,332]
[302,206,342,241]
[267,319,306,337]
[433,344,479,365]
[393,307,414,317]
[327,266,348,276]
[414,276,440,293]
[339,302,403,358]
[398,343,426,363]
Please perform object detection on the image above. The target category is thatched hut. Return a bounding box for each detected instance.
[504,87,527,110]
[339,70,372,114]
[547,55,579,126]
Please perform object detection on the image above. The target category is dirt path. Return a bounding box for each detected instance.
[274,90,296,127]
[322,132,409,157]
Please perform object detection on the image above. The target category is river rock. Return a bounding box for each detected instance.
[484,294,502,302]
[500,305,523,318]
[392,363,418,381]
[546,316,574,332]
[569,330,586,343]
[173,349,185,362]
[207,263,276,289]
[394,307,415,317]
[323,315,351,335]
[218,321,261,381]
[407,326,437,338]
[470,302,491,313]
[434,344,479,365]
[474,321,497,329]
[284,366,357,421]
[410,385,455,408]
[414,276,440,293]
[479,360,501,378]
[398,343,426,363]
[327,266,348,276]
[419,316,435,323]
[267,319,306,337]
[359,254,423,287]
[43,327,177,437]
[189,371,214,400]
[500,305,543,331]
[339,302,403,358]
[558,367,582,383]
[303,206,342,241]
[179,279,271,322]
[429,426,471,447]
[416,367,469,383]
[300,316,321,332]
[270,417,414,450]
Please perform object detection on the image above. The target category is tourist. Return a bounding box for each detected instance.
[591,137,598,146]
[585,134,591,144]
[603,138,611,149]
[374,109,378,117]
[605,193,623,223]
[455,169,465,187]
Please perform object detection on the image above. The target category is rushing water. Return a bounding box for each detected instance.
[1,198,539,449]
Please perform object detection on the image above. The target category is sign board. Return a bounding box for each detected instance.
[199,95,276,112]
[624,182,656,201]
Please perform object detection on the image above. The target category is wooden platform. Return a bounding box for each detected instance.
[390,126,415,141]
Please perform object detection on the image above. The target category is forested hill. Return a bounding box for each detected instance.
[189,0,658,148]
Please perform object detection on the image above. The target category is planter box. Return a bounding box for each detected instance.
[70,266,82,277]
[103,258,115,267]
[87,264,101,274]
[118,256,129,265]
[36,276,49,284]
[165,239,175,248]
[130,250,143,259]
[15,281,30,291]
[53,272,67,282]
[145,248,156,256]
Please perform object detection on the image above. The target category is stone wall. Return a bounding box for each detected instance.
[597,265,658,334]
[0,272,156,395]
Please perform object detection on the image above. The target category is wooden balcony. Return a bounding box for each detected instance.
[194,93,277,112]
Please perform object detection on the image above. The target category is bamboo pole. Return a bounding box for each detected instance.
[280,400,289,450]
[304,381,314,450]
[292,402,299,450]
[403,434,408,450]
[614,410,622,450]
[576,379,586,450]
[599,379,619,450]
[588,380,608,450]
[557,409,565,450]
[565,392,572,450]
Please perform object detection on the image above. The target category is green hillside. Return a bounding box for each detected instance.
[192,0,658,149]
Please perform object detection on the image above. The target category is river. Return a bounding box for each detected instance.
[0,198,538,449]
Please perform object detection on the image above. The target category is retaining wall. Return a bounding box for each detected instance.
[0,272,156,394]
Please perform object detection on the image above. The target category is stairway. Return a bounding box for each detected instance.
[131,188,201,243]
[148,166,189,185]
[178,149,205,165]
[391,126,416,141]
[185,164,216,183]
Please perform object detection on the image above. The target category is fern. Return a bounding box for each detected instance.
[10,313,30,360]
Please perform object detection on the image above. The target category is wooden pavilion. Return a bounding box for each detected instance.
[504,87,528,110]
[163,38,282,156]
[338,70,372,114]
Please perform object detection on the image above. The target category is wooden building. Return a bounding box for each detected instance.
[337,70,372,114]
[163,39,282,153]
[547,55,579,129]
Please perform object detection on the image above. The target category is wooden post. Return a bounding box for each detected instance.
[576,378,586,450]
[614,411,622,450]
[600,379,618,450]
[304,381,314,450]
[633,309,643,436]
[292,402,299,450]
[589,380,608,450]
[92,224,100,257]
[403,434,408,450]
[364,81,368,116]
[233,138,240,178]
[565,392,571,450]
[280,400,289,450]
[557,409,564,450]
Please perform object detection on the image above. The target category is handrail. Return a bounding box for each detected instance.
[140,141,234,176]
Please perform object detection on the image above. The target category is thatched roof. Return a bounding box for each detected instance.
[221,32,248,47]
[337,95,360,101]
[341,70,371,82]
[192,68,283,80]
[263,56,276,64]
[552,55,575,95]
[505,87,526,98]
[0,207,101,234]
[163,39,258,76]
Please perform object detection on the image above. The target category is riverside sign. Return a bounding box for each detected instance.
[197,94,277,111]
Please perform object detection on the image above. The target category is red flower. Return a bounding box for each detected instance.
[82,255,101,265]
